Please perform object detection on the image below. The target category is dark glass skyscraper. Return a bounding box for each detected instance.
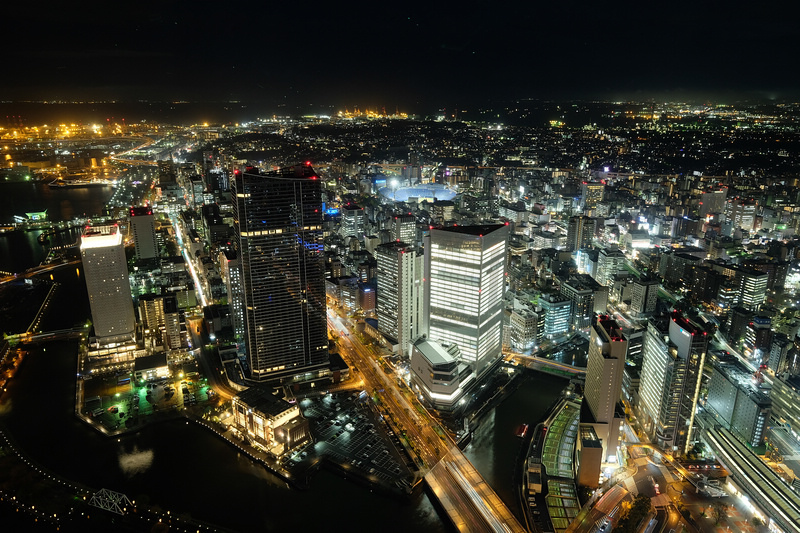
[231,164,328,382]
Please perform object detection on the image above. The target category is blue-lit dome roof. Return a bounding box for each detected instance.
[379,183,457,202]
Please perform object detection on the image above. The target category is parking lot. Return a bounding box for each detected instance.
[81,370,217,433]
[293,391,415,487]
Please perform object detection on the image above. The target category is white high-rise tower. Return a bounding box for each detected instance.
[81,225,135,345]
[426,224,508,378]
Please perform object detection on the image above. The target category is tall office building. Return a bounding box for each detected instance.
[539,293,572,339]
[638,311,709,455]
[129,206,159,261]
[736,269,768,311]
[426,224,508,378]
[559,274,608,330]
[706,361,771,447]
[768,333,792,375]
[341,204,368,241]
[231,164,328,382]
[219,249,245,342]
[584,315,627,461]
[391,213,417,244]
[508,307,543,353]
[81,225,136,345]
[699,189,728,218]
[725,198,757,231]
[376,242,426,357]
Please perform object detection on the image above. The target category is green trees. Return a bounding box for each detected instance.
[613,494,652,533]
[711,501,728,525]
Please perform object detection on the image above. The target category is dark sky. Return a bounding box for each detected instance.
[4,0,798,111]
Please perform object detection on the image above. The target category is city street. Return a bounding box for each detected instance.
[329,310,450,472]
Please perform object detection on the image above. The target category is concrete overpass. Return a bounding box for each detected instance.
[426,446,526,532]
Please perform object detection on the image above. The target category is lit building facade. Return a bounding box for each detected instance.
[232,387,311,456]
[566,216,597,252]
[231,165,328,382]
[410,338,473,410]
[341,204,368,241]
[426,224,508,378]
[596,247,626,287]
[771,374,800,444]
[581,181,605,211]
[391,213,416,244]
[638,312,709,455]
[81,225,136,345]
[376,242,425,357]
[706,361,770,447]
[630,278,660,317]
[540,293,571,339]
[220,249,245,341]
[129,206,159,261]
[584,315,627,461]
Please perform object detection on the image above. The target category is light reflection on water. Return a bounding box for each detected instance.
[118,445,154,478]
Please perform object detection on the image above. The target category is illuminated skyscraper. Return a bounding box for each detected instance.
[231,164,328,382]
[584,315,627,461]
[581,181,605,211]
[391,213,417,244]
[426,224,508,377]
[129,206,159,261]
[638,311,709,454]
[376,242,425,357]
[80,225,136,345]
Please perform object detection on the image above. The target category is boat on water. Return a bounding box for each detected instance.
[516,423,529,438]
[48,178,112,188]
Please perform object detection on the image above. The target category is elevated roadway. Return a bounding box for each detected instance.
[704,424,800,533]
[426,448,526,532]
[329,311,524,532]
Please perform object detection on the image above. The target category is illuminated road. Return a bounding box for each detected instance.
[169,213,209,307]
[329,310,525,532]
[329,311,445,469]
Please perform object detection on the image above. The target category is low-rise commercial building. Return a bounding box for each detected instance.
[232,387,311,456]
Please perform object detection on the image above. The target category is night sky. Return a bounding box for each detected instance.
[4,1,799,111]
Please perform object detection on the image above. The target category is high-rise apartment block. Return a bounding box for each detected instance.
[81,225,136,345]
[566,216,598,251]
[231,165,328,382]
